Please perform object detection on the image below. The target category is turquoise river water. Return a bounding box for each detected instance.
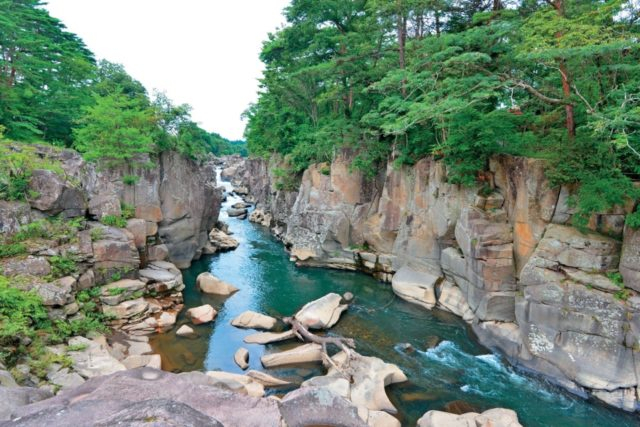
[151,176,640,427]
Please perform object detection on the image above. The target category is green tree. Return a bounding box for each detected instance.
[0,0,95,144]
[73,91,155,168]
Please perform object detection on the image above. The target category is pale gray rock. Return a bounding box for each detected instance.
[260,344,323,368]
[244,330,296,345]
[196,272,238,295]
[391,265,439,310]
[234,348,249,370]
[294,293,348,329]
[186,304,217,325]
[7,369,281,426]
[417,408,522,427]
[231,311,277,330]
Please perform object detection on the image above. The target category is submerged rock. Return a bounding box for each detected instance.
[294,293,348,329]
[176,324,197,338]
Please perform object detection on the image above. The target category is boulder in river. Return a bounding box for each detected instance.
[208,228,239,251]
[196,272,238,296]
[234,348,249,370]
[294,293,348,329]
[244,330,296,345]
[261,343,323,368]
[186,304,217,325]
[231,311,277,330]
[417,408,522,427]
[232,202,251,209]
[227,207,248,218]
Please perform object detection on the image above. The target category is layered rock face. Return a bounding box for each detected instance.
[236,150,640,412]
[235,156,299,238]
[2,145,221,268]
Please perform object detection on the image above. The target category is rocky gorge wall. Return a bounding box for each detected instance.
[1,145,221,269]
[236,150,640,413]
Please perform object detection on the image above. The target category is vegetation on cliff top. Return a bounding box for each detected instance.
[0,0,246,164]
[245,0,640,226]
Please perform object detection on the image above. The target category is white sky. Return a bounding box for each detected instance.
[45,0,290,141]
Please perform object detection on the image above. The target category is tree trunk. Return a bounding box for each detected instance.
[552,0,576,139]
[397,5,407,96]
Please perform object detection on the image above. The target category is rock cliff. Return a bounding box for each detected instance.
[237,150,640,413]
[1,145,221,268]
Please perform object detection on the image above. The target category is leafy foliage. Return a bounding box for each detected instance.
[49,254,78,279]
[246,0,640,219]
[100,214,128,228]
[0,143,63,201]
[0,0,95,143]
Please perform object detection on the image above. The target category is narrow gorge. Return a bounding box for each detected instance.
[231,150,640,415]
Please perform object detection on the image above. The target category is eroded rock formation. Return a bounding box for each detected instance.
[234,150,640,412]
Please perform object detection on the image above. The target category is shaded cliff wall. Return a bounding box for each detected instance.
[242,150,640,412]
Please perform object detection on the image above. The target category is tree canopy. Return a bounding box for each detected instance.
[0,1,245,161]
[245,0,640,225]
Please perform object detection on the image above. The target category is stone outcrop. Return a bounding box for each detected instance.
[3,367,417,427]
[14,144,221,269]
[417,408,522,427]
[232,149,640,413]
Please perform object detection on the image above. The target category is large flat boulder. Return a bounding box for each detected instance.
[67,336,126,379]
[260,344,323,368]
[204,371,264,397]
[7,369,281,427]
[391,265,438,309]
[0,386,52,421]
[326,351,407,414]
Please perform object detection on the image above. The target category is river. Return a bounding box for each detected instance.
[151,170,639,426]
